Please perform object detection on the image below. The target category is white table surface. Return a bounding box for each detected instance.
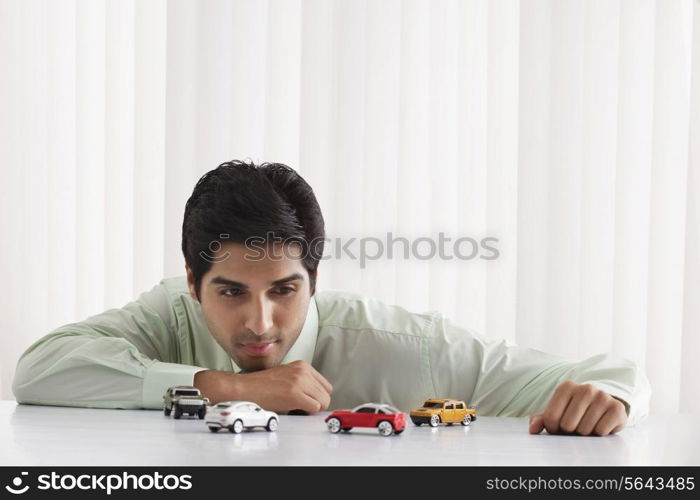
[0,401,697,466]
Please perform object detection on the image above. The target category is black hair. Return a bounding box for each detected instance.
[182,160,325,299]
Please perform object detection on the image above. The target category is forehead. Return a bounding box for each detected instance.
[204,242,307,283]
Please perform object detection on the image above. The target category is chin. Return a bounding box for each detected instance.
[235,356,278,373]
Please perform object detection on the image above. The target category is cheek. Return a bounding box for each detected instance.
[200,299,237,335]
[279,298,310,333]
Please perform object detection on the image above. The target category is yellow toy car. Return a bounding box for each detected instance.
[409,398,477,427]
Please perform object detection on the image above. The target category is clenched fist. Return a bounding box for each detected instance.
[529,381,628,436]
[194,360,333,414]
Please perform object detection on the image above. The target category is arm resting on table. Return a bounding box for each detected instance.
[12,283,207,410]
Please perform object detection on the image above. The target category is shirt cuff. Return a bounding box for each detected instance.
[142,360,208,409]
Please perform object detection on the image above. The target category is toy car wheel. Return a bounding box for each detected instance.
[341,427,353,432]
[197,407,206,419]
[461,414,472,426]
[266,417,278,432]
[163,407,171,417]
[327,417,342,433]
[429,415,440,427]
[230,419,244,434]
[208,426,220,433]
[378,421,394,436]
[173,405,183,419]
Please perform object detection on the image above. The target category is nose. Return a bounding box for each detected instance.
[243,296,274,336]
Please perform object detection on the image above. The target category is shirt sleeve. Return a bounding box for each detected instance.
[11,281,208,410]
[428,314,652,427]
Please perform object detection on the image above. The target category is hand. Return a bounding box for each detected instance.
[194,360,333,414]
[528,381,628,436]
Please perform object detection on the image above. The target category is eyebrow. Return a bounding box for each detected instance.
[209,273,305,289]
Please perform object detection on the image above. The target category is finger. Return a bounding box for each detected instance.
[302,379,332,410]
[309,367,333,394]
[610,423,625,434]
[559,384,597,434]
[529,414,545,434]
[286,361,332,403]
[543,381,576,435]
[294,392,323,414]
[292,361,333,394]
[576,391,612,435]
[594,403,628,436]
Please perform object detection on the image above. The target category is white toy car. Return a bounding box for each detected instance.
[206,401,279,434]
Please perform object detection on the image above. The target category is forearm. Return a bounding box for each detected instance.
[431,316,651,426]
[193,369,241,405]
[12,332,205,410]
[193,361,333,414]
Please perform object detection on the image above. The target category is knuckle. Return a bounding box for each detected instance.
[580,384,596,396]
[560,420,576,433]
[562,380,576,389]
[593,420,610,436]
[542,412,559,430]
[542,407,558,421]
[544,422,558,434]
[594,391,611,403]
[614,404,628,420]
[576,425,593,436]
[593,426,607,437]
[556,380,575,394]
[290,360,306,371]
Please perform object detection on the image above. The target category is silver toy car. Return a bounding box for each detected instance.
[163,386,209,419]
[206,401,279,433]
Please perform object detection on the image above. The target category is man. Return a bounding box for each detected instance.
[12,160,650,436]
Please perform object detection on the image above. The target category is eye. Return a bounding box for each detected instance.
[221,288,244,298]
[273,286,295,295]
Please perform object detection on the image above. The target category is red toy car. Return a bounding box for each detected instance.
[324,403,406,436]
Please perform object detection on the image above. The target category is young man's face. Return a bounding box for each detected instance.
[186,242,312,372]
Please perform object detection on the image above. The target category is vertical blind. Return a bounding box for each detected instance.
[0,0,697,415]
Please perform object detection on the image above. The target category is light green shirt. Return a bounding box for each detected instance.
[12,277,651,426]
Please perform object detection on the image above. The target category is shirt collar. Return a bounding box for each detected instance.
[230,295,319,372]
[281,294,319,365]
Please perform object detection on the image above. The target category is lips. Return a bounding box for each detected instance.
[239,342,277,357]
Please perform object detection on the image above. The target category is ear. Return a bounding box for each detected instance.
[310,268,319,296]
[185,265,200,302]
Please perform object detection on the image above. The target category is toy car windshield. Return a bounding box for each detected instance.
[379,406,400,414]
[174,389,199,396]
